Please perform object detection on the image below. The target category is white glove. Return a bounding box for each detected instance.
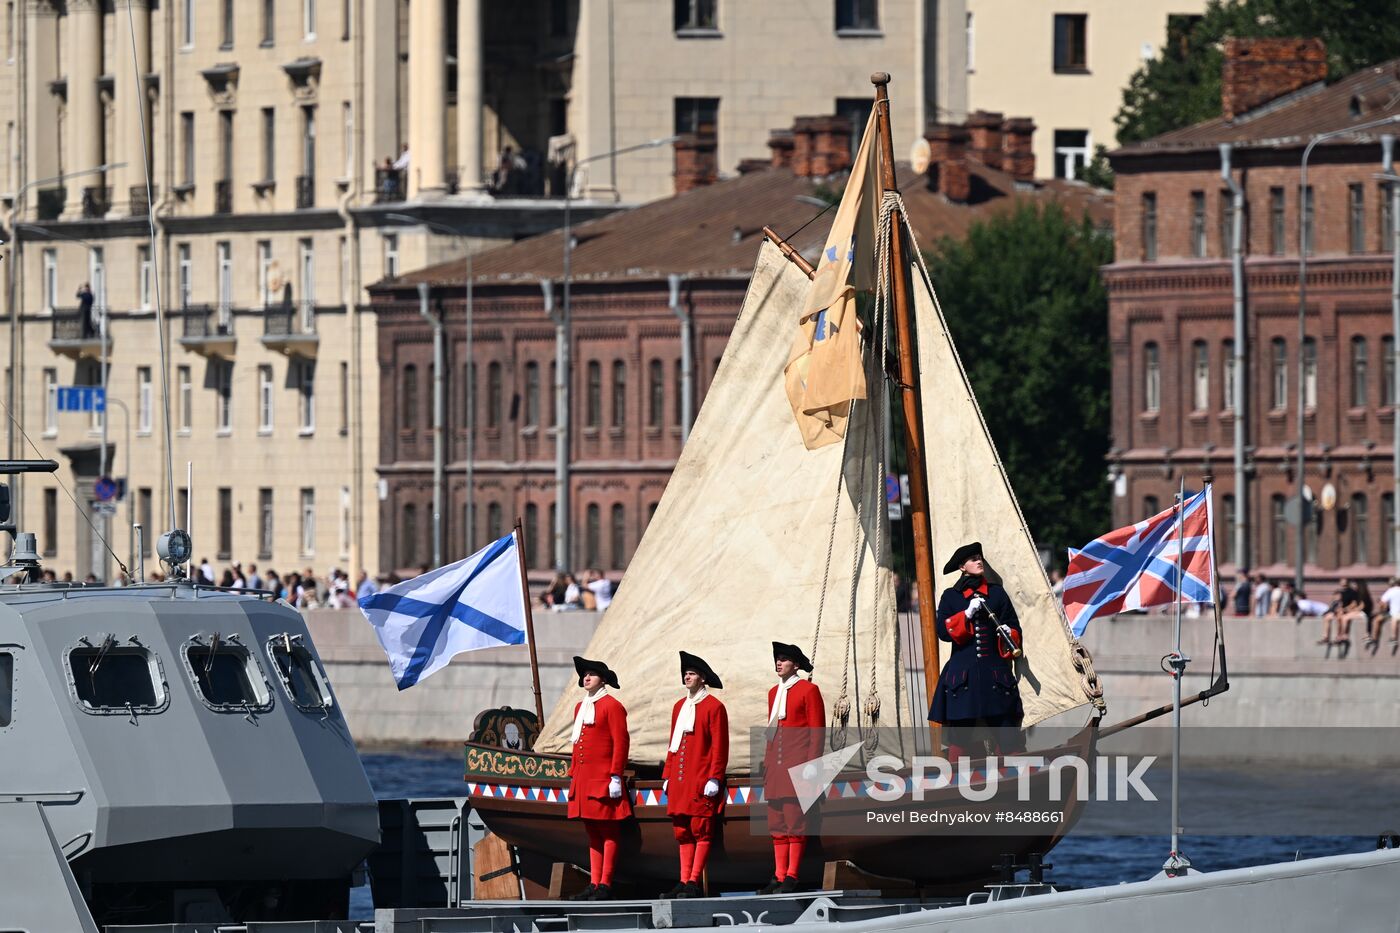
[663,780,669,793]
[966,595,986,618]
[704,779,720,797]
[801,763,819,780]
[608,775,623,799]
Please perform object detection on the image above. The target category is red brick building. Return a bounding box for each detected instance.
[1106,41,1400,584]
[370,116,1110,577]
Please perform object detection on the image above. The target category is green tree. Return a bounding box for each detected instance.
[926,203,1113,563]
[1115,0,1400,146]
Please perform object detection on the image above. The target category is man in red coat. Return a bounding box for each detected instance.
[761,641,824,894]
[567,656,632,900]
[663,651,729,899]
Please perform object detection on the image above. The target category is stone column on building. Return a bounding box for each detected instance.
[407,0,447,197]
[24,0,61,212]
[456,0,483,191]
[110,0,151,216]
[63,0,104,218]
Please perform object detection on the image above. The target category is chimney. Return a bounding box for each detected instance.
[1221,37,1327,121]
[925,123,970,202]
[768,129,795,169]
[791,117,821,178]
[808,116,853,177]
[673,133,717,194]
[966,110,1004,170]
[1001,117,1036,183]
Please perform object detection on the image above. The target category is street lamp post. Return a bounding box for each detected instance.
[557,136,677,571]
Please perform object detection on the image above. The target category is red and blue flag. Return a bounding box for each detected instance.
[1062,488,1215,636]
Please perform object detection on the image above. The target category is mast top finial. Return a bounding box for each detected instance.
[871,72,891,87]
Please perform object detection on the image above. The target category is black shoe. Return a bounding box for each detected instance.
[590,884,613,901]
[569,884,597,901]
[777,876,800,894]
[676,881,702,899]
[758,876,783,895]
[663,881,686,899]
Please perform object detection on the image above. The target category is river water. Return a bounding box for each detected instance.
[350,749,1377,917]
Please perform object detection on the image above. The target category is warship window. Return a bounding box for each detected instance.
[68,647,162,712]
[1,652,12,727]
[269,640,331,709]
[186,644,270,710]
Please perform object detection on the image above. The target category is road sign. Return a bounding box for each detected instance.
[56,386,106,413]
[94,475,117,502]
[93,502,118,516]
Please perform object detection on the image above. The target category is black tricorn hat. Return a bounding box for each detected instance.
[942,541,984,576]
[772,641,813,674]
[679,651,723,689]
[574,655,620,690]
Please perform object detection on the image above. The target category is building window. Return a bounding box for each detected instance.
[301,104,317,184]
[524,503,539,568]
[298,238,315,324]
[965,11,975,72]
[648,359,664,427]
[297,360,316,433]
[1385,494,1396,565]
[304,0,317,39]
[1143,342,1160,413]
[1218,188,1237,258]
[216,241,233,322]
[611,360,627,427]
[487,502,503,542]
[342,100,354,177]
[180,112,195,186]
[673,359,684,425]
[548,502,557,568]
[549,361,558,426]
[341,0,351,39]
[584,503,600,568]
[674,0,716,31]
[383,233,398,278]
[1383,183,1396,253]
[586,361,601,428]
[1349,183,1365,254]
[137,367,152,434]
[461,362,476,435]
[1301,185,1315,256]
[523,362,540,427]
[339,361,349,435]
[1222,494,1237,566]
[178,488,189,533]
[1052,13,1088,72]
[835,0,877,30]
[1190,191,1207,258]
[1269,187,1285,255]
[1142,495,1159,520]
[402,503,417,567]
[89,247,107,317]
[261,108,276,183]
[262,0,276,44]
[300,488,316,555]
[181,0,194,46]
[138,488,153,554]
[1223,339,1236,411]
[1384,335,1395,406]
[41,248,55,310]
[42,368,56,435]
[43,488,57,556]
[610,503,626,568]
[402,364,418,430]
[257,241,273,307]
[177,243,192,309]
[1053,129,1089,180]
[257,488,274,558]
[218,487,233,559]
[1303,337,1317,409]
[675,97,719,141]
[1352,493,1369,565]
[1272,494,1287,564]
[835,98,873,160]
[1352,336,1368,408]
[258,364,274,433]
[220,0,234,47]
[137,245,153,310]
[178,365,192,432]
[487,362,502,428]
[215,361,233,433]
[1141,192,1157,261]
[1191,340,1209,410]
[1271,338,1287,409]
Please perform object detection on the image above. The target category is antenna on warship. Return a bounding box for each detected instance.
[0,459,59,581]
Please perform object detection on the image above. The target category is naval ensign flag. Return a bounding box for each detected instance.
[358,532,528,689]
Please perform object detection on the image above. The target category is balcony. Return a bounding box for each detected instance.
[177,304,237,357]
[36,187,65,221]
[81,186,111,219]
[261,303,319,357]
[214,179,233,215]
[374,167,406,203]
[47,307,106,359]
[129,184,157,217]
[295,175,315,209]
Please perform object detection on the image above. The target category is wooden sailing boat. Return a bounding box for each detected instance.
[464,74,1111,895]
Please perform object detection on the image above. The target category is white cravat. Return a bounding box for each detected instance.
[571,686,607,745]
[669,688,709,753]
[767,674,800,736]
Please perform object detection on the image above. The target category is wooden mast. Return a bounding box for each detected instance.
[871,72,941,748]
[514,518,546,722]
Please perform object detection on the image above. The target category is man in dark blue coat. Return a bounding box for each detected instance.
[927,542,1024,760]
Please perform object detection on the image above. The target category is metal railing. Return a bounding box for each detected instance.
[49,307,100,342]
[375,167,406,203]
[36,186,65,221]
[214,179,233,214]
[81,186,110,218]
[181,304,235,339]
[295,175,315,209]
[128,184,156,216]
[263,304,318,336]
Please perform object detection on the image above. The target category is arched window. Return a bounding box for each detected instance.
[487,502,503,542]
[610,503,626,569]
[611,361,627,427]
[1143,495,1159,520]
[524,361,540,427]
[1143,343,1160,413]
[524,503,539,568]
[487,362,502,428]
[1352,336,1369,408]
[1271,338,1287,409]
[1222,339,1236,410]
[461,362,476,434]
[1191,340,1209,411]
[402,364,418,429]
[586,361,602,427]
[648,359,664,427]
[584,504,601,569]
[1302,337,1317,409]
[673,359,684,426]
[402,503,418,567]
[1271,494,1287,565]
[549,361,558,426]
[1351,494,1369,566]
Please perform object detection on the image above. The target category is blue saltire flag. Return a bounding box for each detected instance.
[358,532,527,689]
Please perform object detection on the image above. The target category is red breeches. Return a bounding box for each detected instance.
[766,798,808,837]
[583,819,620,886]
[671,815,714,884]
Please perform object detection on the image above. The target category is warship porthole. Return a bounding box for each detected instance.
[0,652,13,727]
[66,645,167,714]
[267,638,332,711]
[184,642,273,712]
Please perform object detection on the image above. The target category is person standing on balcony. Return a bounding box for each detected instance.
[77,283,95,338]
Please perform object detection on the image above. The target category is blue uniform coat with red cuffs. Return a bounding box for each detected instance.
[927,576,1024,724]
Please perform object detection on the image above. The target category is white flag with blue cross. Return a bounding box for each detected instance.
[358,532,527,689]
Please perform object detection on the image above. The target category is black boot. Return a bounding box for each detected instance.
[676,881,702,899]
[569,884,597,901]
[590,884,613,901]
[777,876,800,894]
[758,876,783,895]
[663,881,686,899]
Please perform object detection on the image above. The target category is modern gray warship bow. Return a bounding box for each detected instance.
[0,459,378,927]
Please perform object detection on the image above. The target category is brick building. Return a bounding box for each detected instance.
[370,116,1110,577]
[1105,41,1400,585]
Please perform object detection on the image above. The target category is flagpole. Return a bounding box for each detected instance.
[1166,475,1191,876]
[514,519,546,723]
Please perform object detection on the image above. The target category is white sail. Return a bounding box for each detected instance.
[535,242,900,773]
